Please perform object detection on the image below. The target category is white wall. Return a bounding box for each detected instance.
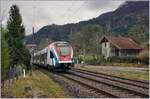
[101,42,111,59]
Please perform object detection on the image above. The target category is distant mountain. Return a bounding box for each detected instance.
[25,1,149,48]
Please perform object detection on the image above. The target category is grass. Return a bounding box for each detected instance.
[78,55,148,67]
[2,70,69,98]
[75,64,149,81]
[110,63,148,67]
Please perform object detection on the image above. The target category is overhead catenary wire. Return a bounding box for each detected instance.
[66,0,88,23]
[63,0,88,38]
[62,0,75,24]
[31,0,88,27]
[2,0,89,36]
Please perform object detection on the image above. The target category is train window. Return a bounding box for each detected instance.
[59,47,70,56]
[56,43,70,56]
[50,51,54,58]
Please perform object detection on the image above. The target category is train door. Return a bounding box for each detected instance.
[50,51,56,66]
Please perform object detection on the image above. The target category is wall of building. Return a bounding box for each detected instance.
[119,49,140,57]
[101,41,141,59]
[101,41,111,59]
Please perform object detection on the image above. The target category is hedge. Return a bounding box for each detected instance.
[108,56,139,63]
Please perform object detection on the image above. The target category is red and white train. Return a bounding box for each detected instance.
[33,41,74,71]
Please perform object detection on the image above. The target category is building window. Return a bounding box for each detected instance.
[115,49,119,56]
[105,42,106,47]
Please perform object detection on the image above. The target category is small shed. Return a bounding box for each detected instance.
[100,36,143,59]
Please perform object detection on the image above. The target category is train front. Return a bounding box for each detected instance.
[54,42,74,69]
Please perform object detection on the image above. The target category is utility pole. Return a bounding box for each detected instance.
[29,27,35,76]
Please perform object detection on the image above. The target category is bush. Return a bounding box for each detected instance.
[76,54,148,66]
[138,56,149,65]
[137,49,149,65]
[78,55,106,65]
[84,56,97,65]
[78,55,84,63]
[108,56,139,63]
[143,57,149,65]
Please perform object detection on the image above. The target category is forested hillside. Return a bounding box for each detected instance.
[25,1,149,50]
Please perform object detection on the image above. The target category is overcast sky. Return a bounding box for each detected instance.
[0,0,126,35]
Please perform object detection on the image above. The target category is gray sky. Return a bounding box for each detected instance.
[0,0,125,35]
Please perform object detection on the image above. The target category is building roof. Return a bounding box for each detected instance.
[100,36,143,50]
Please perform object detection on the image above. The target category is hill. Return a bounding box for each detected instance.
[25,1,149,49]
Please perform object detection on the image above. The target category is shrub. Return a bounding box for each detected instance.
[137,56,149,65]
[81,55,106,65]
[108,56,139,63]
[137,49,149,65]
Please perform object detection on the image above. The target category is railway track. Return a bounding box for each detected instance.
[67,69,149,98]
[72,68,149,89]
[35,65,149,98]
[60,73,119,98]
[36,66,114,98]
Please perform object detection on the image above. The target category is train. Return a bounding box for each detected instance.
[33,41,74,71]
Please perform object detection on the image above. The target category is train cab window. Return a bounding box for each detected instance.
[50,51,54,58]
[56,43,70,56]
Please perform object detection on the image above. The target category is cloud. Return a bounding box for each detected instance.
[0,0,125,35]
[87,0,124,11]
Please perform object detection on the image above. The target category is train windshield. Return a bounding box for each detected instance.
[56,43,70,56]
